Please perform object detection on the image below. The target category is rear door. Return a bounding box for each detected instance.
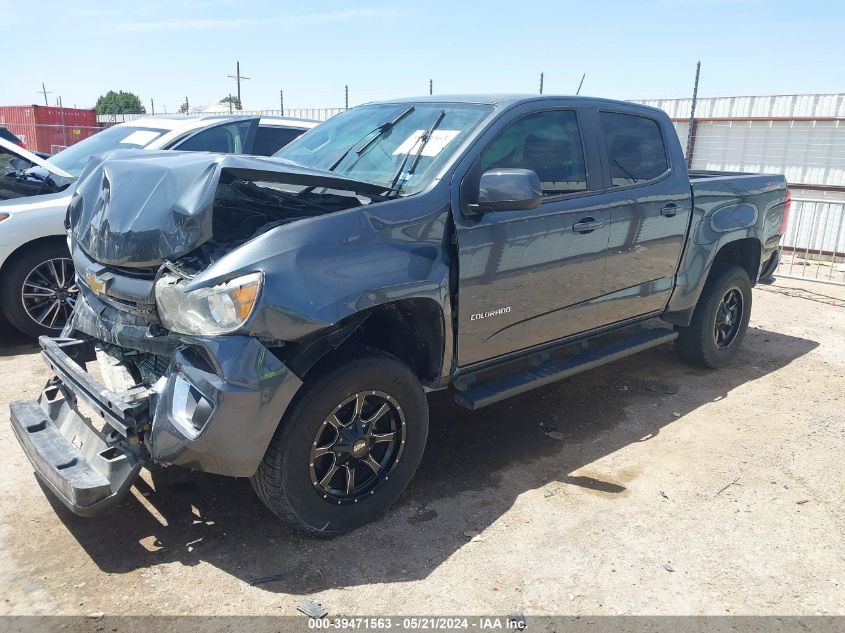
[454,105,610,366]
[593,109,691,326]
[169,118,258,154]
[250,125,306,156]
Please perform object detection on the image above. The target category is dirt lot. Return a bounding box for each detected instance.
[0,277,842,617]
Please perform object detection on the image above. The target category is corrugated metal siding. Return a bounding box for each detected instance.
[676,120,845,186]
[0,105,98,153]
[635,93,845,120]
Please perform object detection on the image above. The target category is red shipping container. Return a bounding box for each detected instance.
[0,105,99,154]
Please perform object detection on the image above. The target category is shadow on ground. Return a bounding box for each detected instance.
[39,325,817,593]
[0,316,38,357]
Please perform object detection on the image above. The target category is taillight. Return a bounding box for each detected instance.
[780,189,791,236]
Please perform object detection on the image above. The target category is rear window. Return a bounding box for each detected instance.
[252,126,305,156]
[599,112,669,186]
[48,125,167,177]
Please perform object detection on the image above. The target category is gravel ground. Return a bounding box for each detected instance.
[0,277,842,617]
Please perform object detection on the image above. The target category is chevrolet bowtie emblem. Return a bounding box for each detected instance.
[85,271,106,295]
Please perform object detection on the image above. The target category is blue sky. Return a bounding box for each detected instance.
[1,0,842,112]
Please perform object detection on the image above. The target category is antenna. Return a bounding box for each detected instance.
[685,61,701,168]
[576,73,585,95]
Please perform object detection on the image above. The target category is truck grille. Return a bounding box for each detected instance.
[135,354,171,383]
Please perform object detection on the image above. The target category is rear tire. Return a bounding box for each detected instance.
[1,241,76,338]
[251,346,428,535]
[676,264,752,368]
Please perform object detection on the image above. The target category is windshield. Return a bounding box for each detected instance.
[274,103,491,194]
[46,125,167,178]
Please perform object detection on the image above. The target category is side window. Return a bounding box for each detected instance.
[252,126,304,156]
[480,110,588,196]
[173,120,252,154]
[599,112,669,186]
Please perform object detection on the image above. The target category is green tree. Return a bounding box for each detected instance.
[219,95,242,110]
[94,90,146,114]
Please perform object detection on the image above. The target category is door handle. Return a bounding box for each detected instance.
[572,217,604,234]
[660,204,681,217]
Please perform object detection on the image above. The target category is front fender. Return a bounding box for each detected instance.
[188,195,454,344]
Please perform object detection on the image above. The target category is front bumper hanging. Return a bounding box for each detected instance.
[9,338,146,516]
[10,333,304,517]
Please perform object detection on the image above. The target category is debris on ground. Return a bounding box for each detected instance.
[662,563,675,573]
[249,574,286,586]
[796,499,810,505]
[508,610,526,627]
[715,475,742,496]
[463,530,485,542]
[546,431,566,440]
[86,612,105,620]
[660,490,669,500]
[297,599,328,618]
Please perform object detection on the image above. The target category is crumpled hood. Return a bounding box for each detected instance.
[69,149,385,267]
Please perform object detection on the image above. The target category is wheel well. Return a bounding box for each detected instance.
[0,235,69,277]
[342,299,445,383]
[709,238,761,286]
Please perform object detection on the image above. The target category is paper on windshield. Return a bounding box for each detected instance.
[393,130,459,157]
[119,130,161,146]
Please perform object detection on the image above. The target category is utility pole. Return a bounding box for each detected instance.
[58,96,68,146]
[280,90,284,115]
[345,85,349,110]
[37,82,52,106]
[429,79,433,95]
[576,73,585,95]
[685,61,701,168]
[539,72,544,95]
[227,61,250,110]
[150,98,155,115]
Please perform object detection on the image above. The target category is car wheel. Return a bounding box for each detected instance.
[676,264,752,368]
[251,345,428,535]
[1,241,77,338]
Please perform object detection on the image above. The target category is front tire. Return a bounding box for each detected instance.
[0,241,77,338]
[676,264,752,368]
[251,346,428,535]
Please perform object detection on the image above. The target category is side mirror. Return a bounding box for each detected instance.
[467,168,542,216]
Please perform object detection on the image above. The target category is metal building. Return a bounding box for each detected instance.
[634,93,845,284]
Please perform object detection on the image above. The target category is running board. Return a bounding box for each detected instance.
[454,328,678,410]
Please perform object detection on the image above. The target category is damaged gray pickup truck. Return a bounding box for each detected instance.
[10,95,788,534]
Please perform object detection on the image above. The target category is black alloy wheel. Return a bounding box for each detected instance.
[309,391,406,504]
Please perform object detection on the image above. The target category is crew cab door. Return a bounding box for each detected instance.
[453,105,609,366]
[593,109,692,326]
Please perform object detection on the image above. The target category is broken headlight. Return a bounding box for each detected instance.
[155,272,263,335]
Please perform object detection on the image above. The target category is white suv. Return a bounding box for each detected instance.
[0,115,317,337]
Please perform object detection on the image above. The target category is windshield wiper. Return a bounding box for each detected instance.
[327,105,415,172]
[388,109,445,193]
